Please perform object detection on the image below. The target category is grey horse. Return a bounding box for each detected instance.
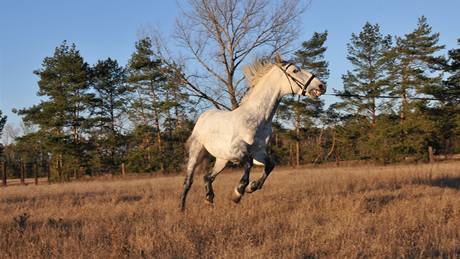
[180,54,326,211]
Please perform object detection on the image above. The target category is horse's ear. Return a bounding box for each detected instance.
[274,53,283,64]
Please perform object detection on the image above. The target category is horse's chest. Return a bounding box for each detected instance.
[254,123,272,145]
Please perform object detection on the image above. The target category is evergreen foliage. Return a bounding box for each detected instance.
[91,58,130,172]
[338,23,392,125]
[4,17,460,180]
[277,31,329,166]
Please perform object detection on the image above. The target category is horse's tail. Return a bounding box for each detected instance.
[184,135,209,175]
[185,134,194,150]
[180,135,208,211]
[194,151,209,175]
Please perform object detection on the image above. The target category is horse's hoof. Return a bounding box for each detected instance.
[204,199,214,207]
[245,181,257,193]
[232,188,242,203]
[205,195,214,205]
[205,193,214,203]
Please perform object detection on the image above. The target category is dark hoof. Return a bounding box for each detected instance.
[205,193,214,204]
[232,188,243,203]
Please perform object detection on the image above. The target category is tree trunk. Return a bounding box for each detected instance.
[173,87,181,129]
[295,140,300,167]
[58,155,63,182]
[20,162,25,185]
[149,81,164,171]
[295,111,301,167]
[326,128,336,161]
[47,161,51,184]
[313,128,325,164]
[400,91,407,124]
[289,143,294,167]
[226,78,239,110]
[371,97,376,126]
[110,94,117,169]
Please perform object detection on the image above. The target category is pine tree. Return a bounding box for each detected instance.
[428,38,460,155]
[127,37,166,171]
[338,22,392,126]
[17,41,93,179]
[127,37,193,172]
[91,58,130,172]
[388,16,445,158]
[294,31,330,79]
[389,16,444,122]
[442,38,460,106]
[278,31,329,166]
[159,64,195,172]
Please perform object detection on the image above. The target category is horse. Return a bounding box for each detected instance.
[180,54,326,211]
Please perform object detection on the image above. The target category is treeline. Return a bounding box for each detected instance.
[3,38,195,180]
[1,16,459,181]
[274,17,460,165]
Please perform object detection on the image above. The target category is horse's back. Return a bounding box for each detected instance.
[192,109,233,142]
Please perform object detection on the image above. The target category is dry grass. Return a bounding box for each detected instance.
[1,162,460,258]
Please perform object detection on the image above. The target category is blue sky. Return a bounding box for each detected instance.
[1,0,459,127]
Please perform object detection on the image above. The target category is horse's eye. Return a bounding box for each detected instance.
[293,69,299,73]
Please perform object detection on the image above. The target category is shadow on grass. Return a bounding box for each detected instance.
[420,176,460,190]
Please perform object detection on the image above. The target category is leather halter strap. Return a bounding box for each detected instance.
[278,63,316,96]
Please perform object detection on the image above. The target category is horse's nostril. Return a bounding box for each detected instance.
[318,84,325,91]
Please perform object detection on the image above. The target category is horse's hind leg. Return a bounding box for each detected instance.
[203,158,227,204]
[232,156,253,203]
[180,138,206,211]
[246,154,275,193]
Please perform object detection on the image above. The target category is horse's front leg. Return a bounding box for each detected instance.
[246,155,275,193]
[232,156,253,203]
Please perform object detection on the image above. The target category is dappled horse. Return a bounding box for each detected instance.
[180,54,326,211]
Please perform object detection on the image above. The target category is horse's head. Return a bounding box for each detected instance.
[274,54,326,99]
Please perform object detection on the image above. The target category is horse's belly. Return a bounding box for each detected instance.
[202,135,249,160]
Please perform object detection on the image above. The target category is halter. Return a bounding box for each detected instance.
[278,63,316,96]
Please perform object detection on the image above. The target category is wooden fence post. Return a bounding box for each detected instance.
[1,161,6,186]
[20,162,25,185]
[34,163,38,185]
[121,163,126,176]
[47,163,51,184]
[58,155,63,182]
[335,151,340,167]
[78,166,84,179]
[428,146,435,163]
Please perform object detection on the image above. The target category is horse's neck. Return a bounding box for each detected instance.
[239,72,287,123]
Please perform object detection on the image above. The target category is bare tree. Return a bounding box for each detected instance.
[154,0,308,110]
[1,123,20,146]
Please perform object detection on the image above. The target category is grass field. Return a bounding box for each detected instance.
[1,161,460,258]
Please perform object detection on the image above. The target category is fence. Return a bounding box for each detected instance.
[1,161,49,187]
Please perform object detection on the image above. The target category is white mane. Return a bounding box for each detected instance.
[241,58,276,104]
[242,58,275,89]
